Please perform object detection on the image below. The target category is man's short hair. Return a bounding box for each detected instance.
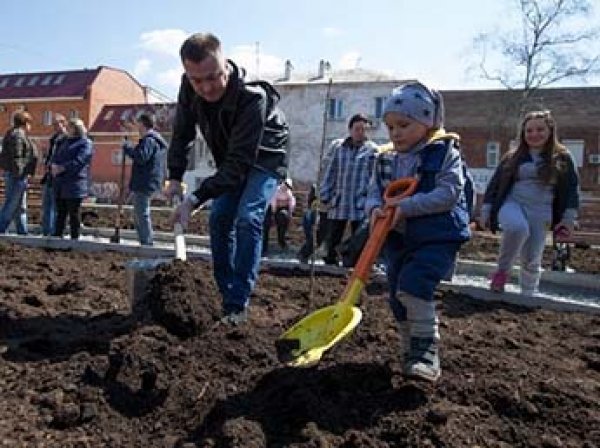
[348,113,372,129]
[180,33,222,63]
[137,112,155,129]
[13,111,32,127]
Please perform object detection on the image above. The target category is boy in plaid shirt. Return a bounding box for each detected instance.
[366,82,471,382]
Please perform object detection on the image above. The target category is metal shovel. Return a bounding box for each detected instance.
[126,205,188,308]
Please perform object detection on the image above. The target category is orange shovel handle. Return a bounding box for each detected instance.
[352,177,418,282]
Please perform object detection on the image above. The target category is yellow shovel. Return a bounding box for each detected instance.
[276,177,418,367]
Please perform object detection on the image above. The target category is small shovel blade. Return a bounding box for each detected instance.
[276,303,362,367]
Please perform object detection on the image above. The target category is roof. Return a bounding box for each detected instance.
[272,67,401,85]
[0,68,105,100]
[89,103,176,133]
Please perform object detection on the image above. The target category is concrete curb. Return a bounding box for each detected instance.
[1,233,598,315]
[454,259,600,292]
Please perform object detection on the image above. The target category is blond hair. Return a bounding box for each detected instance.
[68,118,87,137]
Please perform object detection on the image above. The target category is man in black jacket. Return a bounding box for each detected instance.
[167,32,289,324]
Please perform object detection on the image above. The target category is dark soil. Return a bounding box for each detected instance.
[0,241,598,447]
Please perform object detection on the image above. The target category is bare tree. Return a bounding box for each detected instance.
[476,0,599,104]
[472,0,600,136]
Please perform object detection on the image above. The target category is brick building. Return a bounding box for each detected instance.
[0,66,147,174]
[443,87,600,195]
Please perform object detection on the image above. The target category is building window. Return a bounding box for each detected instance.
[328,98,344,121]
[14,77,26,87]
[486,141,500,168]
[53,74,66,85]
[27,76,39,86]
[104,110,114,121]
[69,109,79,119]
[0,78,8,88]
[562,139,584,167]
[41,75,53,86]
[374,96,387,119]
[42,111,53,126]
[120,109,132,122]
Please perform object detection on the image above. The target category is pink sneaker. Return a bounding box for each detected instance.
[490,270,508,293]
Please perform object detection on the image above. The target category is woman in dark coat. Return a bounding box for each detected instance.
[51,118,93,239]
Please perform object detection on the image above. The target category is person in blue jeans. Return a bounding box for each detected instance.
[167,33,289,325]
[0,111,38,234]
[40,114,68,236]
[122,112,167,246]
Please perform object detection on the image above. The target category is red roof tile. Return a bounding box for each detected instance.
[89,103,176,133]
[0,68,102,100]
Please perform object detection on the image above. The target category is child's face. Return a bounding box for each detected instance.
[384,112,429,152]
[524,117,551,150]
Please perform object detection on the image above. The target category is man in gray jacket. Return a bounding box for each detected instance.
[0,111,38,234]
[167,32,289,324]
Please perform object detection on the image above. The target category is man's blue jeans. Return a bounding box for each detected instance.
[209,167,278,311]
[41,181,56,236]
[132,191,153,246]
[0,172,28,234]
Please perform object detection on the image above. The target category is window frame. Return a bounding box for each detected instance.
[486,141,500,168]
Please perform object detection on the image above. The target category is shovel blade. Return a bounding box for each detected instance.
[126,258,171,308]
[276,304,362,367]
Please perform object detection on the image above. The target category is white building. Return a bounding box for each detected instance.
[273,60,409,183]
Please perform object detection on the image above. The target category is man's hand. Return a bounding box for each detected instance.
[172,196,195,230]
[164,180,183,200]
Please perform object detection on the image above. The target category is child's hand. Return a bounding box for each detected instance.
[369,207,386,234]
[391,205,405,228]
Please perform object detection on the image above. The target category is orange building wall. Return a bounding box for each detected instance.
[90,135,132,185]
[89,68,146,126]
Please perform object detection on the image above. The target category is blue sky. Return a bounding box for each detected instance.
[1,0,598,100]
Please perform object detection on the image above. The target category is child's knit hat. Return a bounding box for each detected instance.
[383,82,444,129]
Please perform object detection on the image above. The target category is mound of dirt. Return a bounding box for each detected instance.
[0,242,598,447]
[146,260,221,337]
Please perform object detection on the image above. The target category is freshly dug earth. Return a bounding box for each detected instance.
[0,241,598,447]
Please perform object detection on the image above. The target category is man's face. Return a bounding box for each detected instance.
[349,120,368,144]
[183,54,229,103]
[53,117,67,134]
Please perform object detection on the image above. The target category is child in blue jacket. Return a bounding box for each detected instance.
[366,82,471,382]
